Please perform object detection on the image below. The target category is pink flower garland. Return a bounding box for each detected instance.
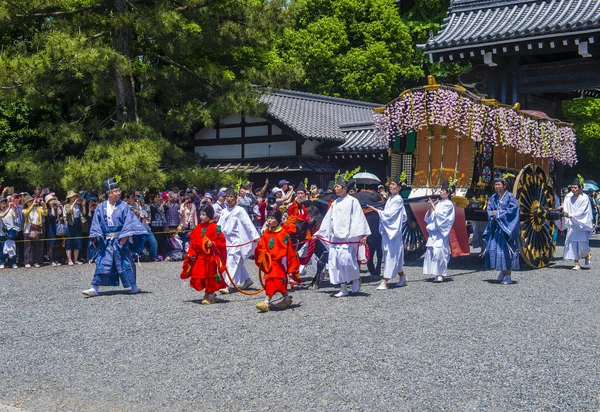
[373,86,578,165]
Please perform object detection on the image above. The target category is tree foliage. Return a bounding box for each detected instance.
[277,0,462,103]
[0,0,292,191]
[563,97,600,177]
[278,0,424,103]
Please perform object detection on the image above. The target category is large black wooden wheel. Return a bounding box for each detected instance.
[403,214,426,260]
[512,163,556,268]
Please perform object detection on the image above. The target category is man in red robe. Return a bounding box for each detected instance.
[254,210,300,312]
[287,181,309,224]
[181,205,227,304]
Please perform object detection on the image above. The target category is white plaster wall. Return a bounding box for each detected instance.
[245,125,270,137]
[245,141,295,158]
[196,145,242,160]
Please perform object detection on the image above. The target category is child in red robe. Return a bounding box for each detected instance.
[254,210,300,312]
[181,205,227,304]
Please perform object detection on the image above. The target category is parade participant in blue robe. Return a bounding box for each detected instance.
[482,177,520,285]
[82,177,148,297]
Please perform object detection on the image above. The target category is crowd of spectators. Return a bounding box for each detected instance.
[0,179,347,269]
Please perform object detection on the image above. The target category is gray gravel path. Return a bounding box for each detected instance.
[1,239,600,411]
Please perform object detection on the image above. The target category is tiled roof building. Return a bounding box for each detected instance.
[195,90,387,186]
[420,0,600,64]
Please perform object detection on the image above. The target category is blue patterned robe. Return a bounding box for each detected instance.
[483,191,520,271]
[89,200,148,287]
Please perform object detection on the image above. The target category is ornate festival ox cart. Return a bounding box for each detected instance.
[374,76,578,268]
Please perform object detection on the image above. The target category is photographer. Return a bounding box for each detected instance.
[64,190,86,265]
[86,196,99,263]
[0,196,20,268]
[149,193,168,259]
[179,193,197,246]
[46,194,64,266]
[164,191,181,231]
[212,191,226,222]
[23,195,48,268]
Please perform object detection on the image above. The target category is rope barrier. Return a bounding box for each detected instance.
[295,236,370,265]
[8,229,195,244]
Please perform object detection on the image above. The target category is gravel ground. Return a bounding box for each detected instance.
[1,238,600,411]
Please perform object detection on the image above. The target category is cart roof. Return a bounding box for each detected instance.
[374,79,577,166]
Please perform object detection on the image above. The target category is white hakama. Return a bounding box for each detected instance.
[314,195,371,285]
[562,192,593,261]
[423,199,455,276]
[219,205,260,286]
[377,194,407,279]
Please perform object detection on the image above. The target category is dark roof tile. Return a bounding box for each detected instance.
[421,0,600,54]
[259,90,381,141]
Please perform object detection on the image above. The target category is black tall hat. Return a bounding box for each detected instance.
[102,177,119,193]
[326,180,334,191]
[335,174,346,188]
[571,177,582,188]
[225,186,235,196]
[202,204,215,219]
[441,180,455,194]
[296,181,306,192]
[267,209,282,223]
[346,178,356,192]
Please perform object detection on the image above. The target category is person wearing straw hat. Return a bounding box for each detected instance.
[82,177,148,297]
[560,175,593,271]
[45,193,63,266]
[64,190,86,265]
[23,194,48,268]
[423,180,456,283]
[368,174,408,290]
[313,173,371,297]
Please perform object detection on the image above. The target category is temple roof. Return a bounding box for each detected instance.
[419,0,600,62]
[260,90,380,141]
[319,121,387,154]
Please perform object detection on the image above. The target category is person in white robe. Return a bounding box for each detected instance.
[423,180,456,283]
[561,177,593,271]
[368,175,407,290]
[219,186,260,291]
[314,177,370,297]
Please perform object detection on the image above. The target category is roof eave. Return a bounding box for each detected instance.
[422,28,600,58]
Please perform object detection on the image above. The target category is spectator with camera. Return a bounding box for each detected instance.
[85,196,99,263]
[23,194,48,268]
[46,194,64,266]
[135,194,158,262]
[164,191,181,231]
[238,187,254,219]
[0,197,17,269]
[2,195,21,268]
[64,190,86,265]
[212,191,226,222]
[179,193,197,245]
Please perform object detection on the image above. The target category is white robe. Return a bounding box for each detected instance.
[219,205,260,286]
[562,192,593,261]
[423,199,455,276]
[377,194,407,279]
[314,195,371,285]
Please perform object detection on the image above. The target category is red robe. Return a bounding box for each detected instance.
[287,200,308,222]
[182,221,227,294]
[254,225,300,296]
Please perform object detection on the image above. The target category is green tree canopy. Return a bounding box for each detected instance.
[278,0,424,103]
[0,0,293,192]
[563,97,600,177]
